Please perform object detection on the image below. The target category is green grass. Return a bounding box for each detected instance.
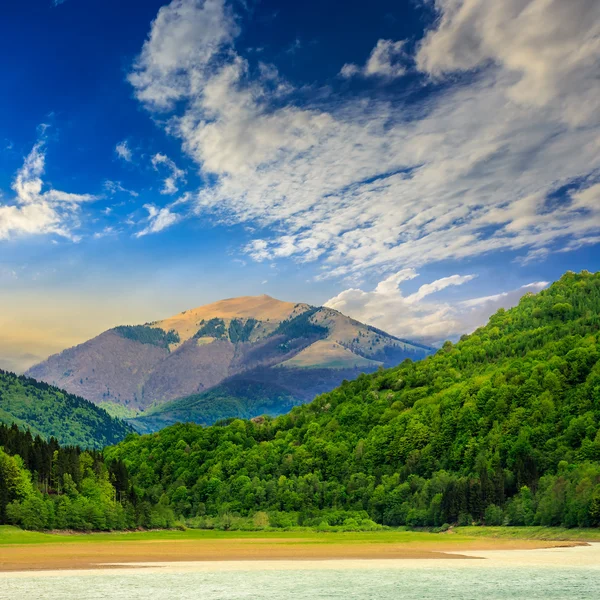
[98,401,140,419]
[0,526,430,545]
[453,526,600,542]
[2,525,599,547]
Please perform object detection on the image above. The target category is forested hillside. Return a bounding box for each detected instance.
[0,371,134,448]
[0,423,175,530]
[106,272,600,529]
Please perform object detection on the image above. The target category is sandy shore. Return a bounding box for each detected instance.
[0,535,587,572]
[1,545,599,579]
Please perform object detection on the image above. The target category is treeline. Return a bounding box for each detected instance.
[105,272,600,529]
[0,423,176,530]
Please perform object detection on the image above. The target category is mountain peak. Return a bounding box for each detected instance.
[155,295,310,342]
[26,293,434,420]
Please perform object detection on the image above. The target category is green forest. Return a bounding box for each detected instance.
[272,308,327,340]
[0,423,173,530]
[106,271,600,529]
[0,371,134,448]
[2,271,600,531]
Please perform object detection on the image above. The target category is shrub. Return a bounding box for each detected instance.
[484,504,504,526]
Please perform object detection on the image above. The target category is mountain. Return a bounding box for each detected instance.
[0,370,134,448]
[26,295,434,431]
[105,271,600,529]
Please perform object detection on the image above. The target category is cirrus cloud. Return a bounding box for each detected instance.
[128,0,600,280]
[135,199,187,237]
[416,0,600,126]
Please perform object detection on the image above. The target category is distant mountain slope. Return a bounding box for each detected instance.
[129,378,298,434]
[128,364,381,433]
[0,370,134,448]
[26,295,434,430]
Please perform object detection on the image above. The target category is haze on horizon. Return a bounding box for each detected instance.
[1,0,599,372]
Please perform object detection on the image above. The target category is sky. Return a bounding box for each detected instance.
[1,0,599,372]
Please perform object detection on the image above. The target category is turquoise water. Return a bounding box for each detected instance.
[2,565,600,600]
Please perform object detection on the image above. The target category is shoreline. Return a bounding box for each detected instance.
[2,545,600,578]
[0,531,590,573]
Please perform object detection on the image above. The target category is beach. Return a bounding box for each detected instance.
[0,527,592,572]
[1,543,600,600]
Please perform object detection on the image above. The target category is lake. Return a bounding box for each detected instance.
[2,546,599,599]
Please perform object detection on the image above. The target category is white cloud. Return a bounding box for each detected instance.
[135,203,180,237]
[246,238,270,261]
[128,0,239,111]
[104,180,139,197]
[416,0,600,127]
[459,281,549,309]
[115,140,133,162]
[341,39,408,79]
[339,63,360,78]
[93,226,118,239]
[405,273,476,304]
[0,140,96,241]
[286,38,302,55]
[151,153,186,195]
[453,281,549,336]
[325,270,548,344]
[128,0,600,277]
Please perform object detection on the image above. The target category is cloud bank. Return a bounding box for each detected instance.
[325,270,548,344]
[127,0,600,279]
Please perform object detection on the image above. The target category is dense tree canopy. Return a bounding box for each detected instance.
[106,272,600,529]
[272,308,328,340]
[0,423,175,531]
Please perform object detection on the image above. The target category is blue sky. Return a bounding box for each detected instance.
[1,0,599,371]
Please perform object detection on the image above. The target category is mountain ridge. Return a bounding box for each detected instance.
[26,295,435,429]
